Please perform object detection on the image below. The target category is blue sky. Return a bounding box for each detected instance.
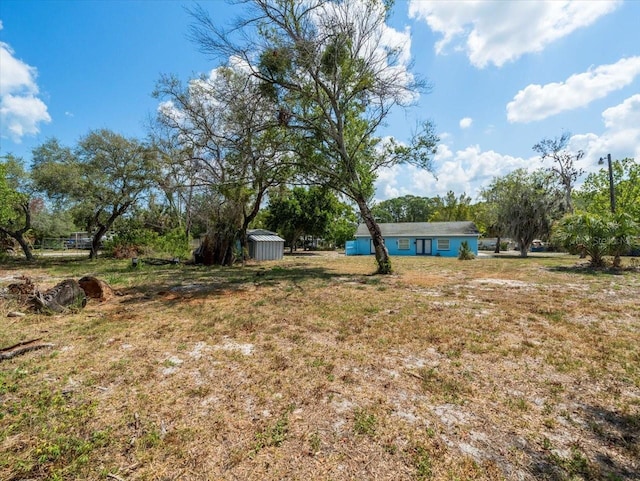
[1,0,639,201]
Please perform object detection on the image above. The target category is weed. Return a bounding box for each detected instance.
[549,447,592,478]
[353,408,376,436]
[309,432,321,453]
[418,367,469,403]
[251,409,291,457]
[2,252,639,479]
[506,396,529,412]
[413,445,433,480]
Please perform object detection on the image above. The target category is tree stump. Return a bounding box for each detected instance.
[32,279,87,313]
[78,276,115,302]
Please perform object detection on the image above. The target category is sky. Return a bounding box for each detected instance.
[1,0,639,202]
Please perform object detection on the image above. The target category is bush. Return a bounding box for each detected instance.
[552,212,639,268]
[103,228,158,259]
[458,241,475,260]
[152,227,191,259]
[104,227,191,260]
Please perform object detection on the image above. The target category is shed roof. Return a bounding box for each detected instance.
[249,234,285,242]
[247,229,278,236]
[355,221,479,238]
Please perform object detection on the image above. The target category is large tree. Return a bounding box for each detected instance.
[482,169,563,257]
[0,156,36,260]
[153,64,290,265]
[532,132,584,213]
[31,131,159,259]
[265,186,338,252]
[471,200,506,253]
[189,0,438,274]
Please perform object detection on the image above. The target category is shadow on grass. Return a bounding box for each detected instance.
[487,252,576,260]
[547,265,630,276]
[117,262,361,306]
[2,254,363,296]
[582,404,640,479]
[0,255,90,270]
[525,404,639,481]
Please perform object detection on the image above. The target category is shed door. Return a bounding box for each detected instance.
[416,238,432,255]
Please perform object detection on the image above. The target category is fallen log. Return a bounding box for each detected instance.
[32,279,87,313]
[0,338,54,361]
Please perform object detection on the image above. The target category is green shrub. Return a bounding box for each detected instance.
[152,227,191,259]
[458,241,475,260]
[104,228,158,259]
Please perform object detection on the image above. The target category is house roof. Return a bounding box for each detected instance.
[355,221,480,238]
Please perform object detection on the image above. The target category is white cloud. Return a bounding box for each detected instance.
[0,40,51,142]
[375,164,402,199]
[408,0,620,68]
[434,143,453,161]
[570,94,640,166]
[375,143,532,201]
[459,117,472,129]
[507,57,640,123]
[424,145,531,199]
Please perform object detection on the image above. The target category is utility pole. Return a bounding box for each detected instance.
[599,154,616,213]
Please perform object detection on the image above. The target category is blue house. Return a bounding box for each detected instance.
[345,221,479,257]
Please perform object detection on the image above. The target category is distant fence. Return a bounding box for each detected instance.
[32,237,91,251]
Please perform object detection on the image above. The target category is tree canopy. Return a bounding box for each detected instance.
[372,195,436,223]
[533,132,583,214]
[0,155,36,260]
[575,157,639,221]
[265,186,340,252]
[153,62,291,265]
[31,130,159,259]
[482,169,563,257]
[189,0,438,273]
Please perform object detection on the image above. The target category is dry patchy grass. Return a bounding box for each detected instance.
[1,252,639,480]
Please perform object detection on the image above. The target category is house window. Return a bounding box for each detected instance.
[437,239,450,251]
[397,238,410,250]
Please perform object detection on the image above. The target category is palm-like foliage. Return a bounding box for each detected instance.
[553,212,639,268]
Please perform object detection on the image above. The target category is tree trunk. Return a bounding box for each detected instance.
[89,204,131,259]
[0,202,34,261]
[519,240,529,258]
[0,228,33,261]
[15,232,34,261]
[494,235,501,254]
[200,228,236,266]
[356,198,391,274]
[90,224,109,260]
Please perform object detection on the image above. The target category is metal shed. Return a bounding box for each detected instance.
[247,229,285,261]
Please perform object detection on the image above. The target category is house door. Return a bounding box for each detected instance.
[416,238,432,255]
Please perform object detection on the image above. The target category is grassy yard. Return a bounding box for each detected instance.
[1,252,639,480]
